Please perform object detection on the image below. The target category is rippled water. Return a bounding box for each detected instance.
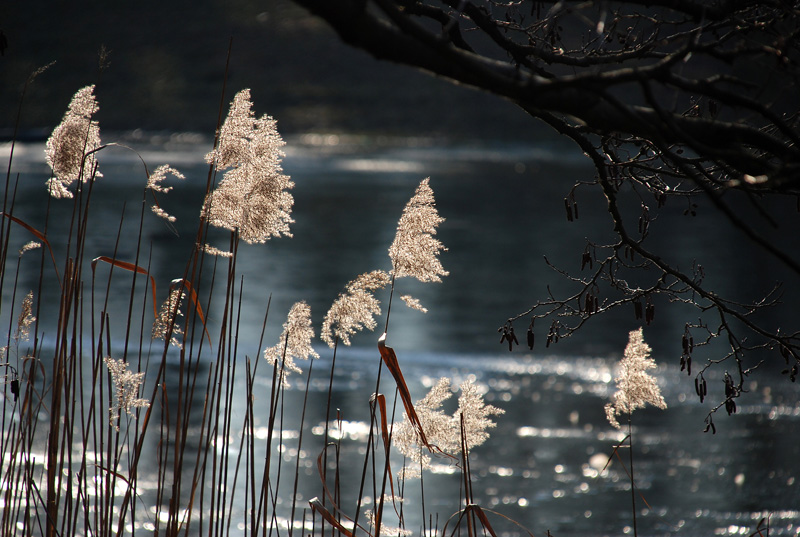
[281,348,799,537]
[2,134,799,536]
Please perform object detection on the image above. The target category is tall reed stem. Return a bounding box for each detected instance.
[628,417,637,537]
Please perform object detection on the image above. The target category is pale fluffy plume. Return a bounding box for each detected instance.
[203,89,294,244]
[321,270,391,347]
[264,301,319,386]
[18,241,41,256]
[394,377,503,478]
[104,356,150,430]
[201,244,233,258]
[152,283,186,349]
[151,206,176,223]
[400,294,427,313]
[456,378,503,449]
[45,85,103,198]
[394,378,453,473]
[147,164,184,193]
[364,510,413,537]
[14,291,36,343]
[389,178,448,282]
[604,327,667,429]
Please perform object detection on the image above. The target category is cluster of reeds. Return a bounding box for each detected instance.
[0,75,515,537]
[0,58,678,536]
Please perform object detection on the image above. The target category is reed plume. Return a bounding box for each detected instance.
[264,301,319,386]
[456,376,504,449]
[321,270,391,347]
[45,85,102,198]
[365,509,413,537]
[18,241,41,256]
[605,327,667,429]
[146,164,184,193]
[201,243,233,258]
[152,283,186,349]
[13,291,35,343]
[399,294,427,313]
[104,356,150,430]
[203,89,294,243]
[394,377,503,477]
[147,164,185,222]
[388,177,448,283]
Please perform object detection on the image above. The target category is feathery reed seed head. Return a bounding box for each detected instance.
[45,85,103,198]
[364,510,413,537]
[456,377,503,448]
[147,164,185,193]
[389,178,448,283]
[104,357,149,430]
[201,244,234,258]
[394,378,453,472]
[18,241,41,256]
[400,294,427,313]
[605,327,667,429]
[321,270,391,347]
[152,284,186,349]
[394,377,503,478]
[14,291,35,343]
[151,206,176,223]
[148,165,185,222]
[203,89,294,243]
[264,301,319,386]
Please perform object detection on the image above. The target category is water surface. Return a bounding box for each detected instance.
[2,134,799,536]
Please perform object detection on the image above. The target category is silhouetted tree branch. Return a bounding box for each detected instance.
[292,0,800,428]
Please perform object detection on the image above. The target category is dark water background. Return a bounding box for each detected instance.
[2,134,800,536]
[4,1,800,533]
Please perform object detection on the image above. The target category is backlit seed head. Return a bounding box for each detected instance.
[604,327,667,429]
[45,85,103,198]
[388,178,448,283]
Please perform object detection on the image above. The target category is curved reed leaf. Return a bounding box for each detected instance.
[378,333,431,451]
[91,256,158,319]
[308,498,356,537]
[1,212,61,283]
